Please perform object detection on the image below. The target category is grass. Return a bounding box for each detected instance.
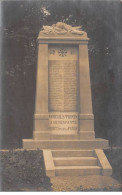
[0,149,52,191]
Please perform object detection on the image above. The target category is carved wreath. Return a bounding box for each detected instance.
[41,22,84,35]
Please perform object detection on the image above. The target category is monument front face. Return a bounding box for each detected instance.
[48,45,79,133]
[34,22,94,137]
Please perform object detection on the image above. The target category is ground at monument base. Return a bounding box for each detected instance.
[50,175,121,191]
[1,148,121,191]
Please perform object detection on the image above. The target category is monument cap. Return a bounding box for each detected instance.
[38,22,89,44]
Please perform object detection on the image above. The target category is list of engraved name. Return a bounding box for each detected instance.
[49,60,78,111]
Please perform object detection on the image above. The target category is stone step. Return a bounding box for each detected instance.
[43,149,112,177]
[23,139,109,149]
[52,149,94,157]
[55,166,101,176]
[54,157,98,166]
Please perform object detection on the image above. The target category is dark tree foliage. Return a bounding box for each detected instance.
[1,0,122,148]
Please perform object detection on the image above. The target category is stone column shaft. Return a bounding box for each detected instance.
[34,44,49,131]
[79,44,94,133]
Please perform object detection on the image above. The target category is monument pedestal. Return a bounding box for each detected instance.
[23,23,112,177]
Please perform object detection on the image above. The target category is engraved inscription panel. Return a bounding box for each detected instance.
[49,112,78,132]
[48,45,78,132]
[48,45,78,112]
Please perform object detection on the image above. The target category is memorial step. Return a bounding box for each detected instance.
[55,166,101,176]
[23,139,109,149]
[52,149,93,157]
[53,157,98,166]
[43,149,112,177]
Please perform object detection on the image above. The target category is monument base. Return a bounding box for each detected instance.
[23,137,112,177]
[23,138,108,150]
[33,130,95,140]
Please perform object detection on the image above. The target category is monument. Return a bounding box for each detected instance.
[23,22,112,177]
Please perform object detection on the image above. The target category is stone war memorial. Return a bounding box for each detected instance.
[23,22,112,177]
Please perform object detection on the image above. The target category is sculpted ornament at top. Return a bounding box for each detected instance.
[41,22,85,35]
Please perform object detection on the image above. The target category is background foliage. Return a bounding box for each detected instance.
[1,0,122,148]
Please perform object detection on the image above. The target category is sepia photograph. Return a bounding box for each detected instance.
[0,0,122,192]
